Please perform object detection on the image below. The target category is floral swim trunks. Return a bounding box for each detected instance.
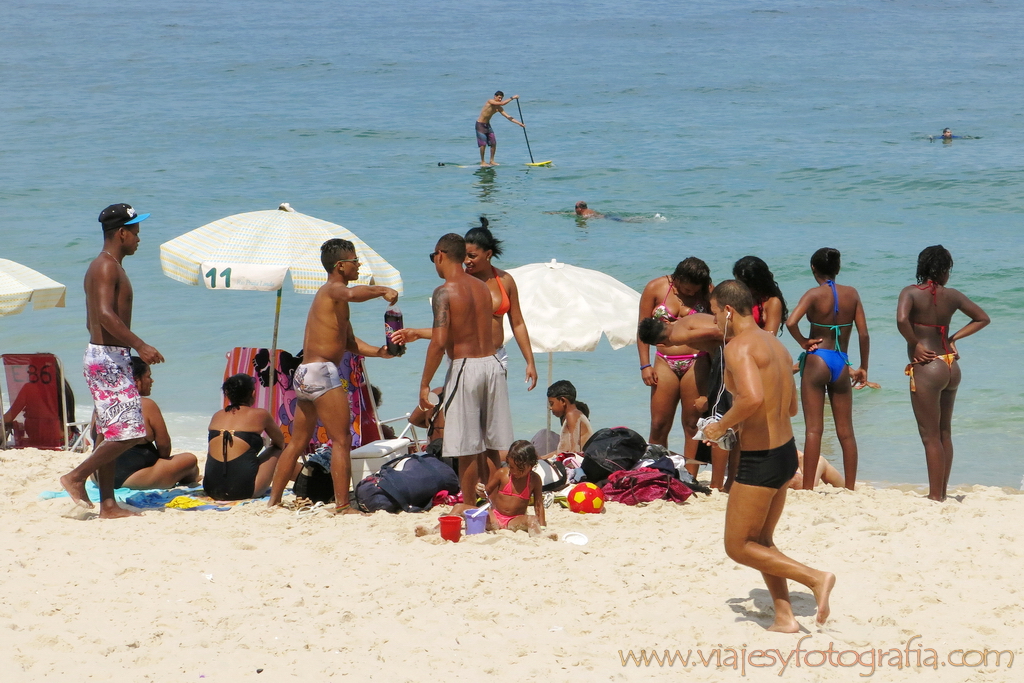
[83,343,146,442]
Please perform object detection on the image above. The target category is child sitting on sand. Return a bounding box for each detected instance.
[485,440,545,535]
[544,379,593,458]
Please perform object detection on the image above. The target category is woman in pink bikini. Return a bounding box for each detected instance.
[484,440,544,534]
[637,258,713,463]
[897,245,988,502]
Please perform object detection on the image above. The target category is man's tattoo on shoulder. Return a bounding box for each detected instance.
[432,287,450,328]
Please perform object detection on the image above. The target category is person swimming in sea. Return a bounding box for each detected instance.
[929,128,978,141]
[785,248,872,491]
[575,201,603,219]
[896,245,989,502]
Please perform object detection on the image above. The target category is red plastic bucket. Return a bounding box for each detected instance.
[438,515,462,543]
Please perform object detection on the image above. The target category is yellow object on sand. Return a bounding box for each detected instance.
[166,496,209,510]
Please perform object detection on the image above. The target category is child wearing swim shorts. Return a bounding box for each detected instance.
[485,440,545,535]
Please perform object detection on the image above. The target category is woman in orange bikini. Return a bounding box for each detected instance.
[394,219,537,389]
[637,258,713,467]
[896,246,989,501]
[463,218,538,389]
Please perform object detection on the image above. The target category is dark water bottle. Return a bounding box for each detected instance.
[384,304,405,357]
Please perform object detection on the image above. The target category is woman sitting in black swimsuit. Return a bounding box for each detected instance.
[204,374,285,500]
[112,358,200,489]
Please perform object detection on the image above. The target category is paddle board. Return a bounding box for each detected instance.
[526,160,553,166]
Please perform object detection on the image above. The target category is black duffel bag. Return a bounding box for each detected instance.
[581,427,647,485]
[356,452,460,513]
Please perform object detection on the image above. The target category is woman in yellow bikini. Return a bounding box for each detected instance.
[896,245,989,501]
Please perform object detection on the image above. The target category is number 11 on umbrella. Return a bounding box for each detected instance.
[205,267,232,288]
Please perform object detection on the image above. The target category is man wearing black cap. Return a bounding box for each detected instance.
[60,204,164,519]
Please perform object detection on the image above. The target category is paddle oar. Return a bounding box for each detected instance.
[515,99,552,166]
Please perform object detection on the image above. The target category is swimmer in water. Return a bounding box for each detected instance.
[942,128,952,140]
[575,201,603,219]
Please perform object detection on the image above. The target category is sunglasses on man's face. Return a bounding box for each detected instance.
[428,250,446,263]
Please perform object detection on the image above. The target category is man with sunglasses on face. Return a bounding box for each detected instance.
[60,204,164,518]
[419,234,513,512]
[268,239,397,513]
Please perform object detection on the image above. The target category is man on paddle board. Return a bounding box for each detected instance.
[477,91,524,166]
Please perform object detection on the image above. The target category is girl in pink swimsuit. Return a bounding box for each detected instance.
[484,440,545,534]
[637,257,713,468]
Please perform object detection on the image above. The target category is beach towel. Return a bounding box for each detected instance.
[40,484,254,510]
[224,347,382,451]
[601,468,693,506]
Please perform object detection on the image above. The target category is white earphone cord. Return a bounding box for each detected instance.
[710,315,729,416]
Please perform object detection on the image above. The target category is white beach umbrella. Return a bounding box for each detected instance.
[502,259,641,431]
[0,259,66,317]
[159,203,403,360]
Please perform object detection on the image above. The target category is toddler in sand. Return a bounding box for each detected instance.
[485,440,545,535]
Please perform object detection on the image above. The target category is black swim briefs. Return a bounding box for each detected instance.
[735,438,798,489]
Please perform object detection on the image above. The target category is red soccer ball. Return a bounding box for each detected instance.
[568,482,605,514]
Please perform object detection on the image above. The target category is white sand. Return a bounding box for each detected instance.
[1,447,1022,682]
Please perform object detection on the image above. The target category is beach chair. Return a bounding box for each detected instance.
[1,353,89,450]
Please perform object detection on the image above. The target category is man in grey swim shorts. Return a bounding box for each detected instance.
[61,203,164,519]
[267,239,398,512]
[418,233,514,512]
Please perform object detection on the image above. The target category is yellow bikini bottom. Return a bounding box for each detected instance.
[905,354,956,393]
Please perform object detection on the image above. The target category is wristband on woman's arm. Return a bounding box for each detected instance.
[640,364,652,370]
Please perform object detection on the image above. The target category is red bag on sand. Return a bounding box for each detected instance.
[601,468,693,506]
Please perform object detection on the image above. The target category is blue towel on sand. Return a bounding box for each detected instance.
[41,483,275,510]
[40,483,202,505]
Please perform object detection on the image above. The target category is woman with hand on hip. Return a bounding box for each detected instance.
[897,245,988,501]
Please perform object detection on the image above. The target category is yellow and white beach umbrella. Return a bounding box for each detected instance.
[501,259,641,431]
[0,259,66,317]
[159,203,403,355]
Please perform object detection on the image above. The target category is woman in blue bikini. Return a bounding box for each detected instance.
[638,258,713,467]
[786,248,871,490]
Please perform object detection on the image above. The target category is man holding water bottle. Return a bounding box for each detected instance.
[267,239,397,513]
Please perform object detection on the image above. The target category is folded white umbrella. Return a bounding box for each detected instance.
[0,259,66,317]
[160,203,403,358]
[502,259,641,431]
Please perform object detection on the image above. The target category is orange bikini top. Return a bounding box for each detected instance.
[493,269,511,317]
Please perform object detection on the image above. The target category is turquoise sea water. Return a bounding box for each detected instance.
[2,1,1021,488]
